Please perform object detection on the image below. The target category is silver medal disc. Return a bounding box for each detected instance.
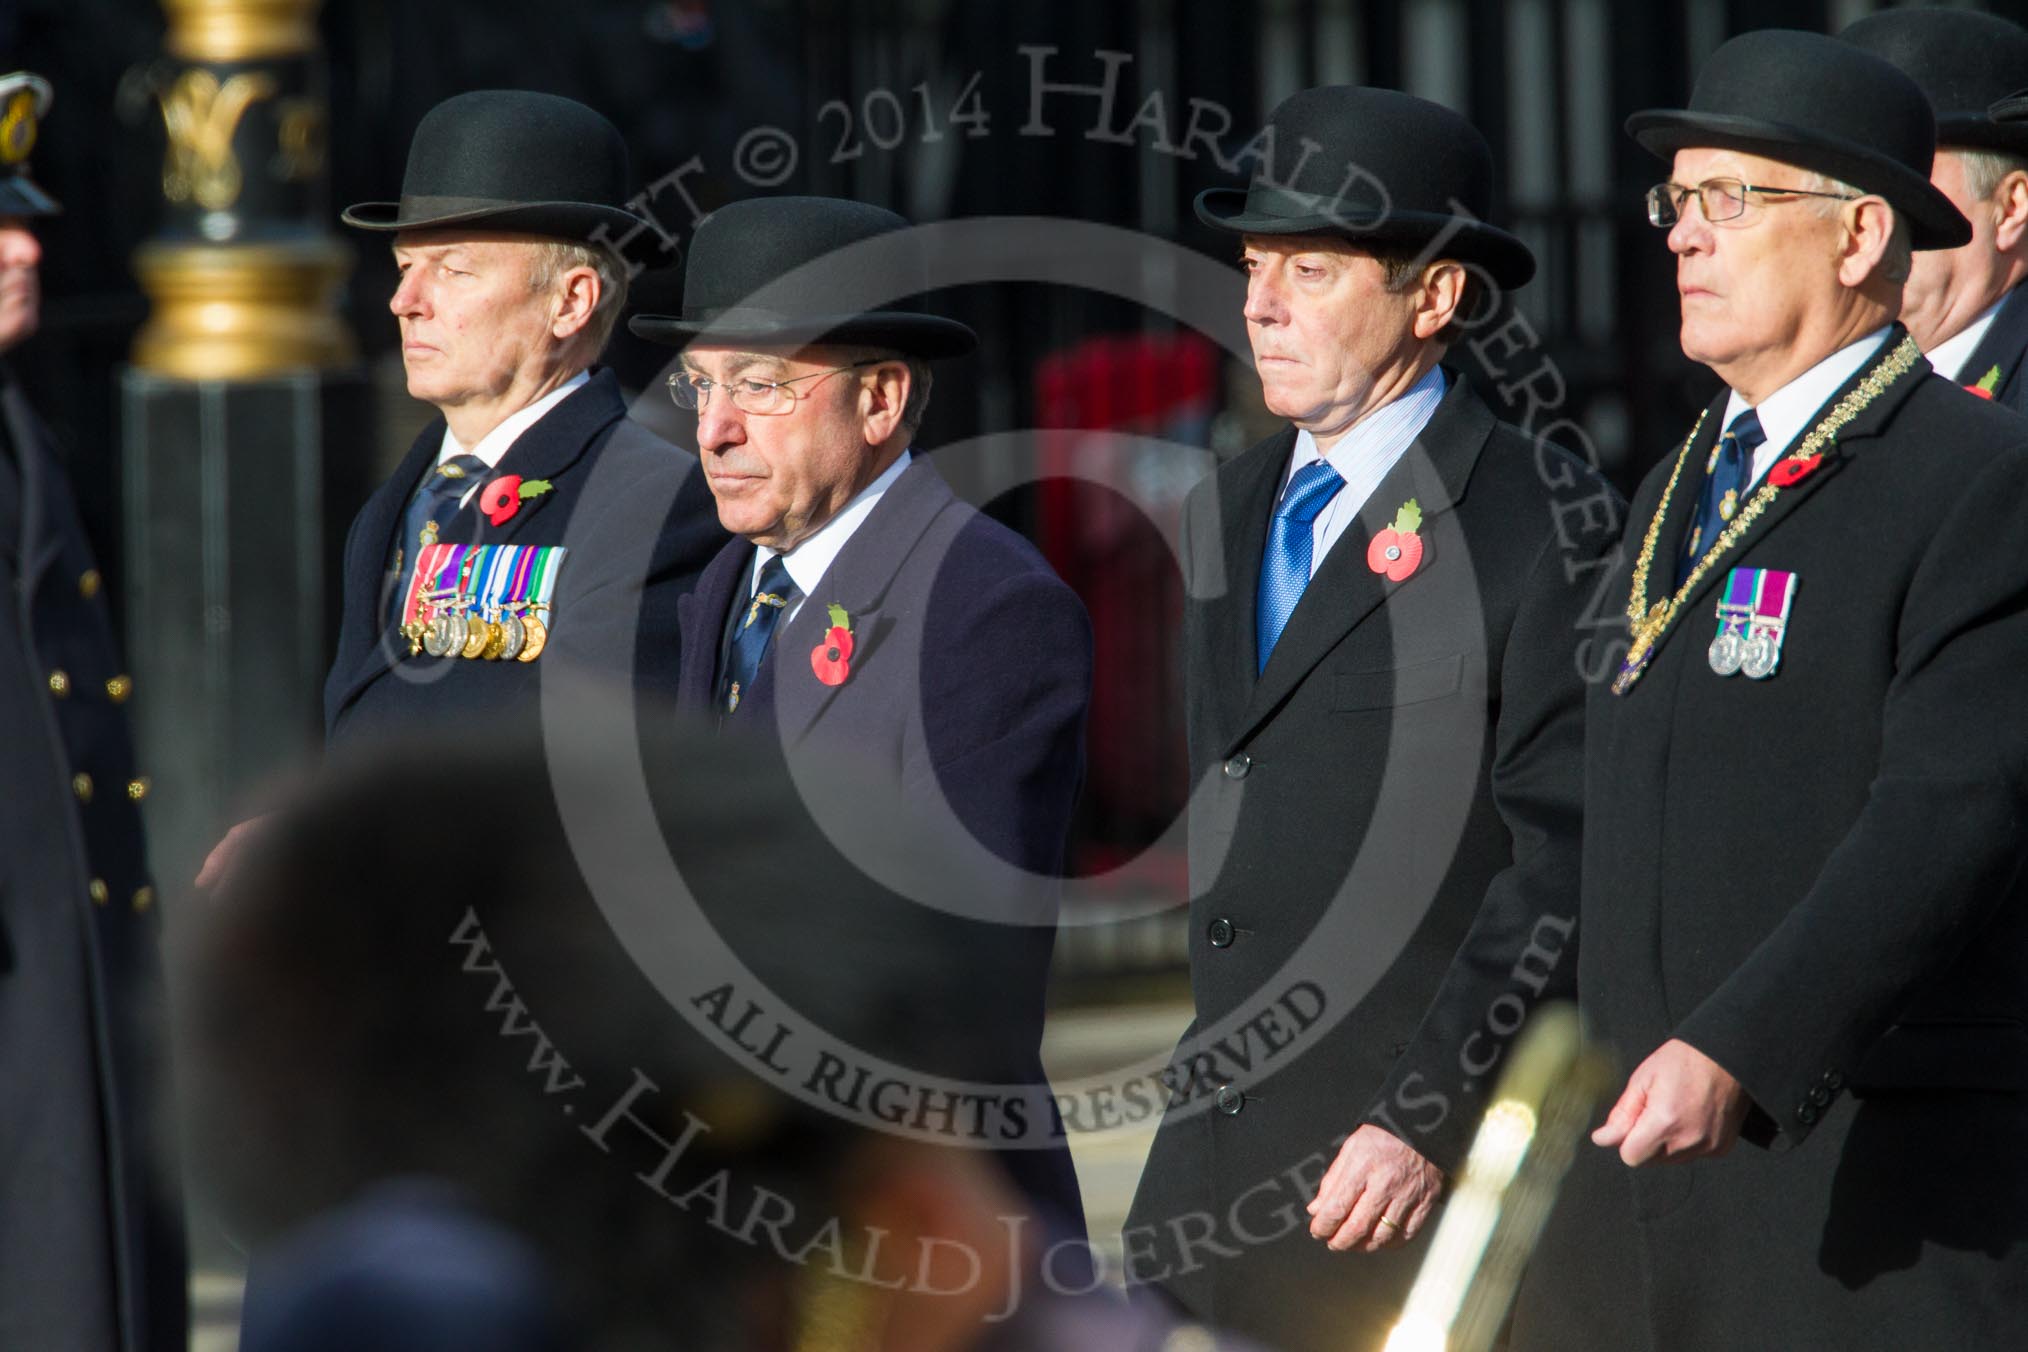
[422,613,451,657]
[1708,630,1744,676]
[1741,632,1779,680]
[498,612,526,661]
[444,611,470,658]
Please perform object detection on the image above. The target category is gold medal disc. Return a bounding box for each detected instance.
[516,614,548,662]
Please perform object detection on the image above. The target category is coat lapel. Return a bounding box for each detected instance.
[1194,427,1289,749]
[1957,283,2028,404]
[1631,330,1930,672]
[765,456,960,747]
[0,379,59,594]
[674,535,751,716]
[1227,373,1494,750]
[422,371,626,548]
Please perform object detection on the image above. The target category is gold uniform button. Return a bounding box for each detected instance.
[88,878,109,906]
[72,772,93,803]
[79,569,102,599]
[105,675,133,703]
[132,886,156,914]
[48,669,70,696]
[127,777,150,801]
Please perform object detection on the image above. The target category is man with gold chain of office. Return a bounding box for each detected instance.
[1483,30,2028,1351]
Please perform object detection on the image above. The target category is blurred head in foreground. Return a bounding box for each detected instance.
[179,726,1061,1352]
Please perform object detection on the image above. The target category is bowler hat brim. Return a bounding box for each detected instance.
[1627,109,1971,249]
[341,197,650,245]
[1194,187,1537,290]
[628,308,977,360]
[1936,112,2028,157]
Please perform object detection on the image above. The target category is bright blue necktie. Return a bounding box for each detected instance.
[1678,409,1764,585]
[1256,459,1346,674]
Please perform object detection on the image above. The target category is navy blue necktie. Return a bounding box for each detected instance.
[1256,459,1346,674]
[389,453,488,620]
[719,554,797,716]
[1678,409,1764,585]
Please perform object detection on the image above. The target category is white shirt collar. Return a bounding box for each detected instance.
[1723,326,1891,484]
[1922,296,2006,385]
[749,449,913,612]
[1282,364,1448,494]
[437,369,591,470]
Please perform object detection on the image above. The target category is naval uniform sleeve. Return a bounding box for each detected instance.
[1675,447,2028,1149]
[1363,500,1616,1173]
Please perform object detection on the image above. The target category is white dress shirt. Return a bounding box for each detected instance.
[748,449,912,621]
[1922,297,2004,385]
[1276,364,1448,579]
[435,369,590,507]
[1722,326,1890,488]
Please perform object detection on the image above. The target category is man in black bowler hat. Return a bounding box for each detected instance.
[1844,8,2028,409]
[200,89,726,878]
[1505,28,2028,1351]
[1120,85,1618,1352]
[0,66,186,1351]
[630,196,1094,1244]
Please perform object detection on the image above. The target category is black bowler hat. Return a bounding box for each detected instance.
[342,90,646,243]
[0,70,59,217]
[1626,30,1970,250]
[1193,86,1535,290]
[629,196,976,359]
[1841,8,2028,157]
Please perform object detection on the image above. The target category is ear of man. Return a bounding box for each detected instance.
[1410,258,1470,343]
[857,359,912,445]
[548,263,602,342]
[1835,196,1900,290]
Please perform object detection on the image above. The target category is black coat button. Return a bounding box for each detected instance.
[1222,753,1251,780]
[1207,918,1235,948]
[1215,1084,1244,1116]
[1808,1087,1830,1107]
[1823,1070,1844,1091]
[1797,1103,1820,1126]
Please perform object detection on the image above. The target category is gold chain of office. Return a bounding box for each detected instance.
[1620,333,1921,674]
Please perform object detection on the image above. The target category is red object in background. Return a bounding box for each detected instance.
[1034,333,1218,890]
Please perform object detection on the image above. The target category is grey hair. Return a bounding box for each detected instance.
[1957,148,2028,207]
[1798,170,1912,286]
[527,240,630,359]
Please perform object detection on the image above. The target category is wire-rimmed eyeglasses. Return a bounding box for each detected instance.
[1646,178,1858,227]
[667,358,885,416]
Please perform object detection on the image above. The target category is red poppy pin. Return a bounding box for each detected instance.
[480,475,554,527]
[1768,454,1824,488]
[811,603,854,686]
[1366,498,1425,582]
[1968,365,2003,400]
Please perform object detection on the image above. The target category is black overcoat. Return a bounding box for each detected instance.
[0,371,186,1350]
[324,370,725,743]
[1124,375,1619,1352]
[1518,329,2028,1351]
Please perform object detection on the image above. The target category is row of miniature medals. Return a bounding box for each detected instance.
[399,533,567,664]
